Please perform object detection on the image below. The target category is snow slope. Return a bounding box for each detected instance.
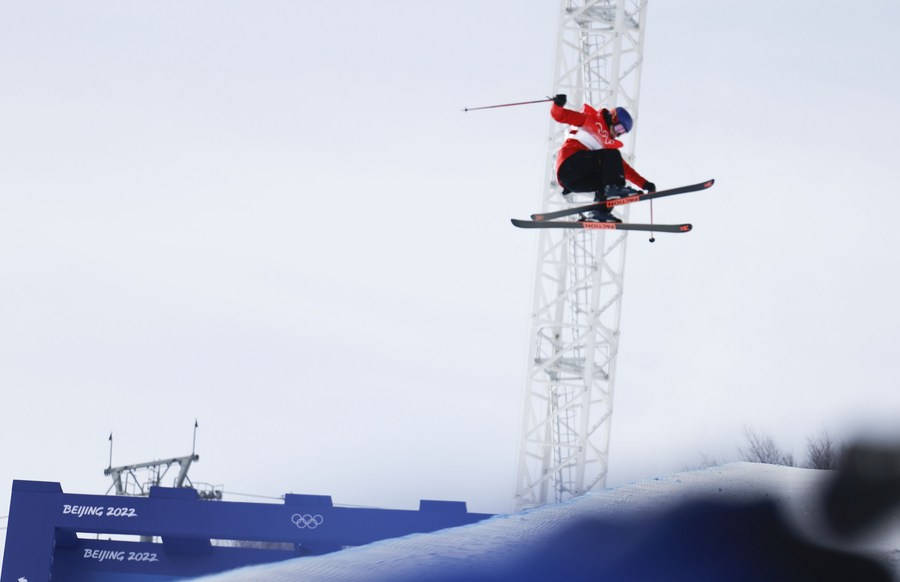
[196,463,900,581]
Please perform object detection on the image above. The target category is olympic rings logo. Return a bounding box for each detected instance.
[291,513,324,529]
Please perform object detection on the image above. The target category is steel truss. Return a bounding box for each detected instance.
[514,0,649,510]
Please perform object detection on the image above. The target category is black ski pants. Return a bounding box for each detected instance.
[557,148,626,198]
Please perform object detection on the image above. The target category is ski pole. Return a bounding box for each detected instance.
[463,97,553,112]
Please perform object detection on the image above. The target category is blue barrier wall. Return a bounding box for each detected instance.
[1,480,492,581]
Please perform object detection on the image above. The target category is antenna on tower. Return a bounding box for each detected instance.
[104,419,221,500]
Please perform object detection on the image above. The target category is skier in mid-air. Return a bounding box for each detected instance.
[550,94,656,223]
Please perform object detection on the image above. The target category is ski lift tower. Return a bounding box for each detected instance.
[514,0,649,510]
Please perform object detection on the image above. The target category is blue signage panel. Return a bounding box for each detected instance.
[1,480,492,581]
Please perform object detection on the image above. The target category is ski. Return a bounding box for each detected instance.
[511,218,691,233]
[531,179,714,221]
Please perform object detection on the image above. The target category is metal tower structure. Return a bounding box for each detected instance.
[104,423,222,500]
[514,0,649,510]
[104,454,209,496]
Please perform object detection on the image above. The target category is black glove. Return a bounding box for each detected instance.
[643,181,656,193]
[552,94,567,107]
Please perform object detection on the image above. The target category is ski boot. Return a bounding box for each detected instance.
[579,209,622,224]
[602,184,639,200]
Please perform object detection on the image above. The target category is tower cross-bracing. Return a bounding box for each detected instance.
[514,0,649,510]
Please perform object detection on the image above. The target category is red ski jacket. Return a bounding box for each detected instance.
[551,103,650,189]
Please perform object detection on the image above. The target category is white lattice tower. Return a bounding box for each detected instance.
[514,0,649,510]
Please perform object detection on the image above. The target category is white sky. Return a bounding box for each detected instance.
[2,0,900,560]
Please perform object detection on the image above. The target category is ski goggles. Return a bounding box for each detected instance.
[612,122,628,135]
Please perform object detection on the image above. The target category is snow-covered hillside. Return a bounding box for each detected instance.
[196,463,900,581]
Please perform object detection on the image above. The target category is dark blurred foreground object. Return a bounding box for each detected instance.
[419,445,900,582]
[424,499,891,582]
[825,442,900,537]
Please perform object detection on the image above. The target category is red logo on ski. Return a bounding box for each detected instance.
[607,195,640,207]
